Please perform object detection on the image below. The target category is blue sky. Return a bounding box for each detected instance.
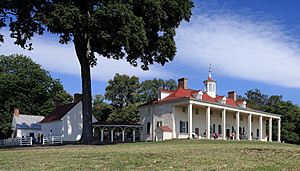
[2,0,300,104]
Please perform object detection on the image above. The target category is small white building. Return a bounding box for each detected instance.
[40,94,98,142]
[139,68,281,142]
[11,108,44,141]
[155,126,173,141]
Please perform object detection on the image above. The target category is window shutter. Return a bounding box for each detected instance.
[186,121,188,133]
[180,121,182,133]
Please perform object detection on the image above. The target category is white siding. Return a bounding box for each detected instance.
[41,102,98,142]
[41,120,62,137]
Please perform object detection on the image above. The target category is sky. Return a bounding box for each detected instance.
[1,0,300,104]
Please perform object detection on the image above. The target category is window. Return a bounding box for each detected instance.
[195,108,199,115]
[182,107,186,113]
[257,129,259,137]
[147,122,151,134]
[180,121,188,133]
[210,111,214,116]
[239,127,242,134]
[218,125,222,134]
[243,127,245,134]
[212,124,216,133]
[220,112,222,118]
[232,126,235,133]
[156,121,162,128]
[208,84,213,91]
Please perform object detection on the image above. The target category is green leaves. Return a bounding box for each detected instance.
[0,54,72,138]
[1,0,193,69]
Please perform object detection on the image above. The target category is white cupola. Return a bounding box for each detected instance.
[203,64,216,98]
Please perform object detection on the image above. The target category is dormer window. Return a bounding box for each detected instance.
[192,91,203,99]
[238,101,247,108]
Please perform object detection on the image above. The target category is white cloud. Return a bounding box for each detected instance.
[175,13,300,88]
[0,32,172,81]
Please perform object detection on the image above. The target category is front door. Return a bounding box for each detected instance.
[195,128,199,136]
[226,129,230,138]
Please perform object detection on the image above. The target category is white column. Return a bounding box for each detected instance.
[206,106,211,139]
[278,118,281,142]
[133,129,136,142]
[188,103,193,139]
[110,129,114,142]
[100,128,104,142]
[236,112,240,140]
[248,114,252,141]
[269,118,272,142]
[259,115,263,141]
[222,109,226,140]
[172,106,176,138]
[122,129,125,142]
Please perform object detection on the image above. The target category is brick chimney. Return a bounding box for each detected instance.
[14,108,20,117]
[54,100,62,108]
[74,93,82,103]
[228,91,237,101]
[178,78,188,89]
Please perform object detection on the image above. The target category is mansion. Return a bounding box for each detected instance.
[139,70,281,142]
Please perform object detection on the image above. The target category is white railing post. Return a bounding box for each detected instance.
[133,129,136,143]
[30,137,33,146]
[20,138,22,146]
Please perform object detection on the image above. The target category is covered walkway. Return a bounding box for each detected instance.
[92,122,143,144]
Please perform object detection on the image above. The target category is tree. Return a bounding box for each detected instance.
[105,74,141,108]
[140,78,177,102]
[107,103,139,123]
[245,89,268,110]
[92,94,112,122]
[0,54,72,138]
[1,0,193,144]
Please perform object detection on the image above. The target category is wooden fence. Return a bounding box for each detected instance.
[0,137,32,147]
[42,136,63,145]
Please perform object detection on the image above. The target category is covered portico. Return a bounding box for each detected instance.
[92,122,143,144]
[180,99,281,142]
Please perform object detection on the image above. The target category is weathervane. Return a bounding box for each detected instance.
[208,63,212,79]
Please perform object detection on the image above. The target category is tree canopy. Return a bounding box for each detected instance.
[0,54,72,139]
[1,0,193,144]
[140,78,177,102]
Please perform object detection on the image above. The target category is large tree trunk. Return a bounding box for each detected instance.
[74,35,93,144]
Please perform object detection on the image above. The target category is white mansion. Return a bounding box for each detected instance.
[139,70,281,142]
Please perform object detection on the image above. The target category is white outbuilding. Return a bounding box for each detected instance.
[40,94,98,142]
[11,108,44,141]
[155,126,173,141]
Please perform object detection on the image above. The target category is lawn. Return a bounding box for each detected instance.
[0,140,299,171]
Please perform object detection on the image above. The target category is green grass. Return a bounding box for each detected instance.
[0,140,299,171]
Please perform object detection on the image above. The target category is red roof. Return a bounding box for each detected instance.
[158,126,172,132]
[154,88,198,104]
[40,102,78,123]
[153,88,246,108]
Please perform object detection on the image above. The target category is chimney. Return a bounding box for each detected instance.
[74,93,82,103]
[178,78,188,89]
[54,100,62,108]
[14,108,20,117]
[228,91,237,101]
